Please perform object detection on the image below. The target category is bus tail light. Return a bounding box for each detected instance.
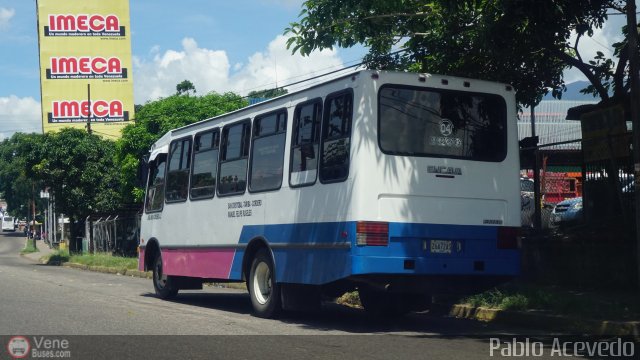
[497,226,520,249]
[356,221,389,246]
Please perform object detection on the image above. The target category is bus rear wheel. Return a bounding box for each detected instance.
[248,249,281,318]
[152,252,178,299]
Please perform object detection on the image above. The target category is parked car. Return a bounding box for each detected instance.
[520,177,535,227]
[551,196,583,226]
[520,177,534,194]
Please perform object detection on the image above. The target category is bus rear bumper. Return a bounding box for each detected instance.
[351,254,519,278]
[345,273,514,295]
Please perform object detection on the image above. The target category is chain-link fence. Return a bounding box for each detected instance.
[90,214,141,256]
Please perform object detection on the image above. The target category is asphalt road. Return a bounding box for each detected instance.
[0,232,576,359]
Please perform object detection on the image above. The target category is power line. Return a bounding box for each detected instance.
[246,48,407,95]
[130,48,409,126]
[90,130,120,139]
[238,56,365,96]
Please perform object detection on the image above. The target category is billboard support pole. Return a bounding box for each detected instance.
[87,84,92,135]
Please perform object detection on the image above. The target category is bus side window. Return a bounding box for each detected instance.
[218,121,250,196]
[290,100,321,187]
[190,130,220,200]
[145,154,167,213]
[320,91,353,183]
[166,137,192,203]
[249,110,287,193]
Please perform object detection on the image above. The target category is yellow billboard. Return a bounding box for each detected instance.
[37,0,134,139]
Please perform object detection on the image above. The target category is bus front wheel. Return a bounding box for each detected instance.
[248,249,281,318]
[152,252,178,299]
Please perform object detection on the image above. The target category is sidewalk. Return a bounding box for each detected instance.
[446,303,640,339]
[441,283,640,339]
[20,238,56,264]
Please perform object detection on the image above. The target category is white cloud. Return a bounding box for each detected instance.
[0,7,15,30]
[0,96,41,140]
[133,34,348,103]
[229,34,345,94]
[257,0,303,9]
[133,38,230,103]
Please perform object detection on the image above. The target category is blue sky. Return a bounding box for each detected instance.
[0,0,632,139]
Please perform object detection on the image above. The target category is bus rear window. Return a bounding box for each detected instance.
[378,85,507,162]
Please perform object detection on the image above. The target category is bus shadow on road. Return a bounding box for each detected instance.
[140,289,505,335]
[141,290,254,316]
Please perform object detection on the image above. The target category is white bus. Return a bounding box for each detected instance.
[138,70,521,317]
[2,216,15,232]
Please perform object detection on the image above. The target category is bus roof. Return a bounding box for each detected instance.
[148,69,514,153]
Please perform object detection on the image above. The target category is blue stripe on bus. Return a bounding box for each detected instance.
[228,222,519,285]
[228,222,353,283]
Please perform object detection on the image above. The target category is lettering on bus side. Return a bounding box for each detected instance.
[226,200,262,218]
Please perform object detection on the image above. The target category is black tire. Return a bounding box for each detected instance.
[152,252,178,299]
[248,249,281,318]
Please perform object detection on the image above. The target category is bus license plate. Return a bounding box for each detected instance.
[430,240,452,254]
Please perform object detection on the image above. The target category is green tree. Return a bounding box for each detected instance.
[176,80,196,96]
[248,87,288,99]
[285,0,627,107]
[28,128,121,250]
[116,91,248,203]
[0,133,44,219]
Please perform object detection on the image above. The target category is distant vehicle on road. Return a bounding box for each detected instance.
[2,216,15,232]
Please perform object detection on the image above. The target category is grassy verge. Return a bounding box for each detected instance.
[336,291,362,308]
[463,286,545,311]
[461,282,640,321]
[45,249,138,270]
[20,241,40,255]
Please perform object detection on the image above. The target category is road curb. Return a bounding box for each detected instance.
[449,304,640,339]
[62,262,152,278]
[124,269,153,279]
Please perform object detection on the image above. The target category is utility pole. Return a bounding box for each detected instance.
[31,183,37,250]
[87,84,92,134]
[531,106,542,230]
[40,189,50,247]
[626,0,640,288]
[52,193,57,245]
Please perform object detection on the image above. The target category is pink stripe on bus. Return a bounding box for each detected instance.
[161,248,236,279]
[138,248,145,272]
